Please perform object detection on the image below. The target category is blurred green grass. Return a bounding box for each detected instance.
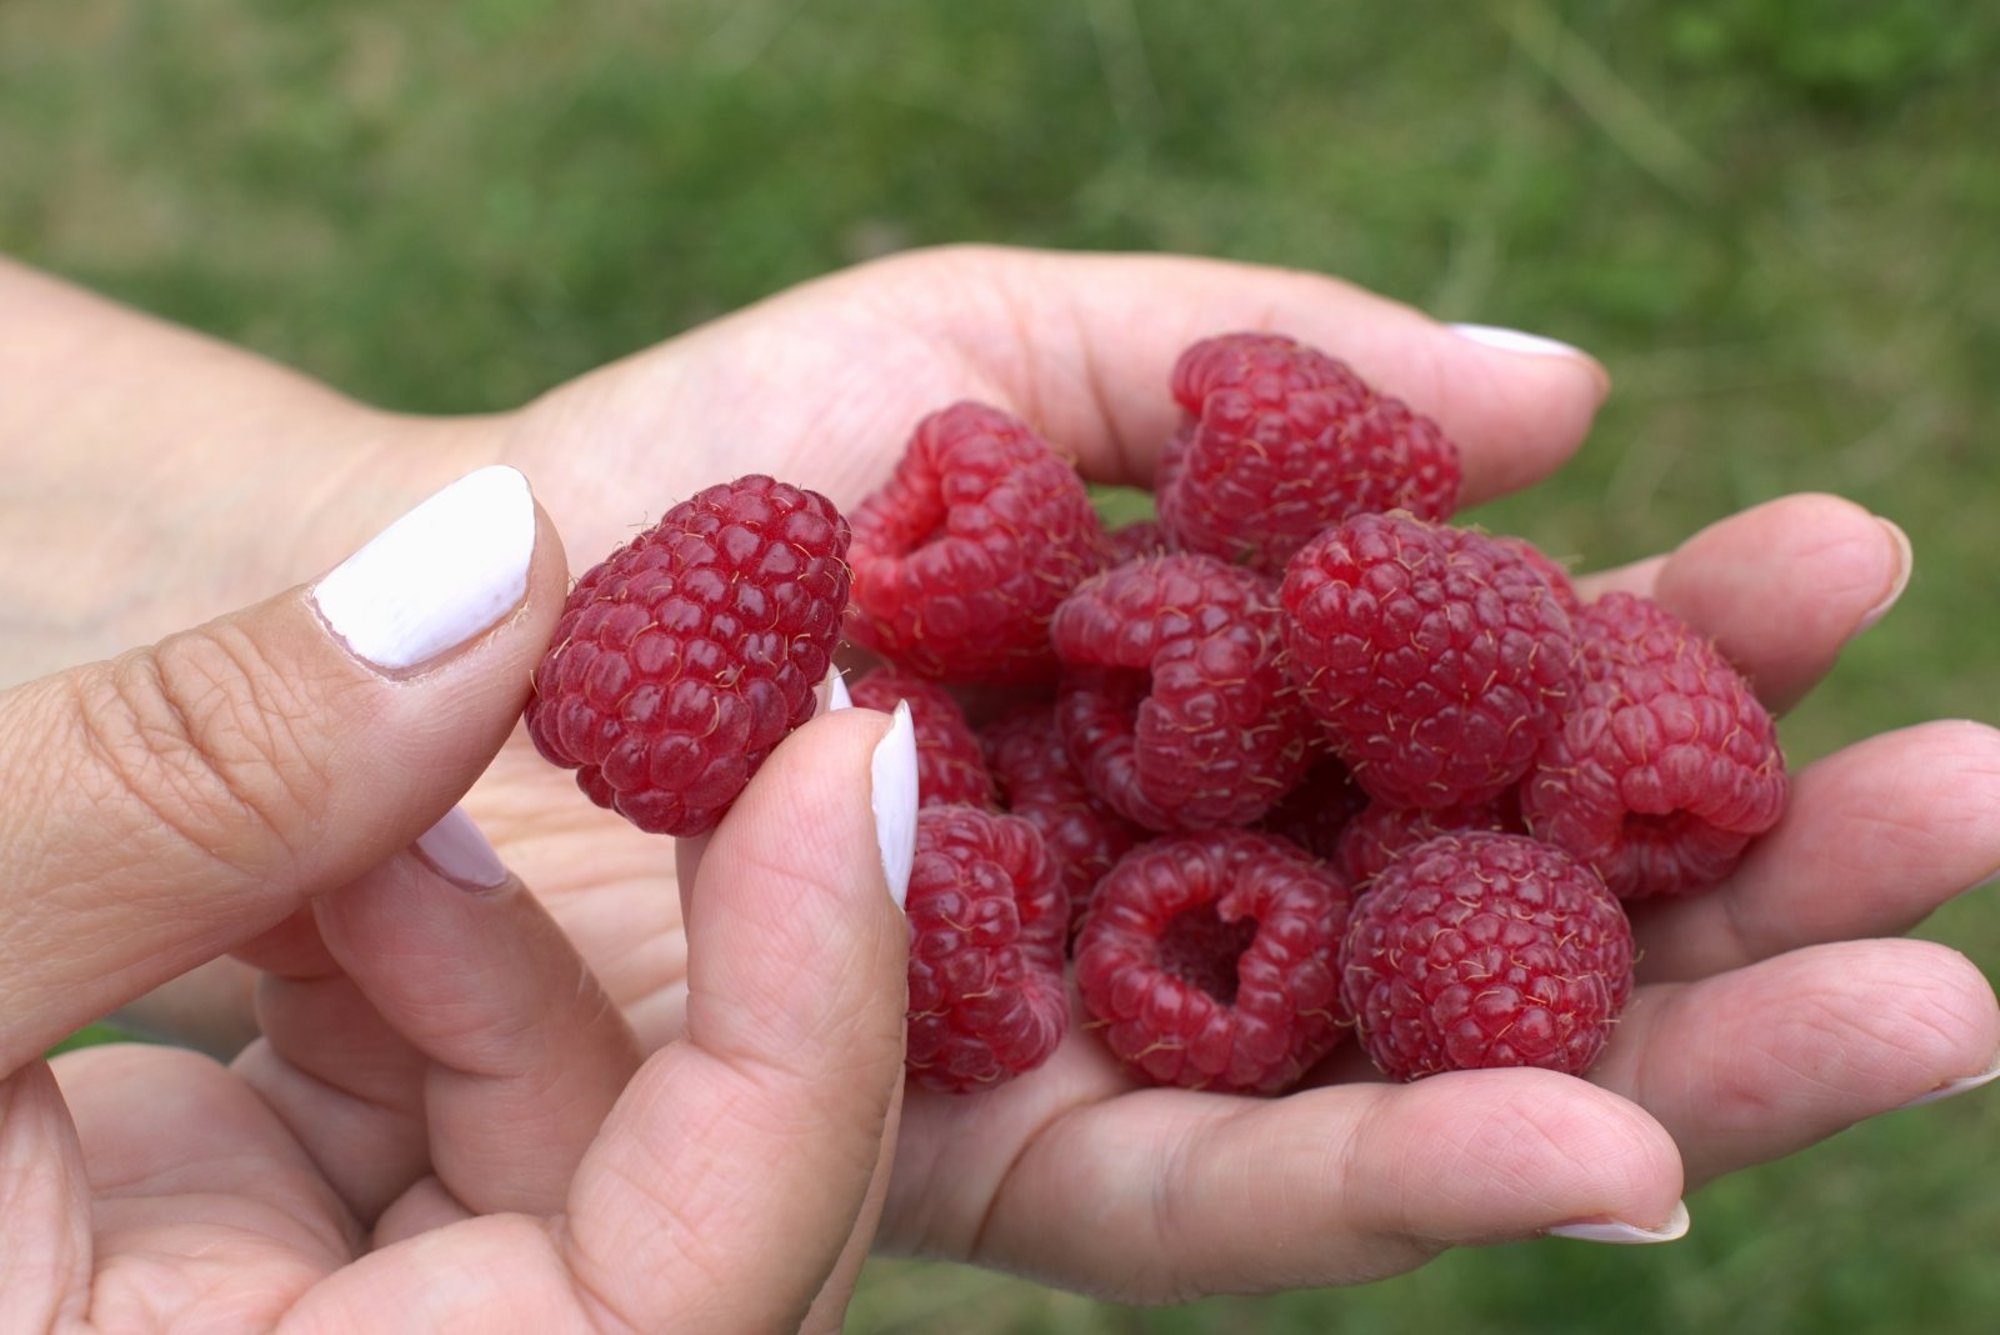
[6,0,1996,1329]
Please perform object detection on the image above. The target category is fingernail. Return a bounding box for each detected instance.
[1449,323,1591,360]
[1857,518,1912,633]
[1545,1200,1690,1245]
[1896,1052,2000,1110]
[311,465,537,672]
[870,701,918,911]
[816,666,853,717]
[412,806,510,891]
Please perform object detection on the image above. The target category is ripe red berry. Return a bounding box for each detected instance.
[905,805,1070,1094]
[1075,830,1352,1094]
[525,475,849,837]
[1158,332,1462,574]
[846,401,1107,684]
[1522,592,1787,899]
[1340,832,1634,1081]
[981,703,1146,935]
[1282,512,1576,809]
[847,667,994,809]
[1332,790,1526,889]
[1256,755,1369,863]
[1052,553,1314,830]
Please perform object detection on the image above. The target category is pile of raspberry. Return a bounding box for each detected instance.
[526,332,1789,1097]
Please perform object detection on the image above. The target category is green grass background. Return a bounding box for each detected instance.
[6,0,1996,1328]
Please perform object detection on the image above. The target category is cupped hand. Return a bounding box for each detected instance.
[479,248,1999,1301]
[81,246,2000,1304]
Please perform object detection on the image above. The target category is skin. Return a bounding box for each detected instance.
[2,246,1997,1325]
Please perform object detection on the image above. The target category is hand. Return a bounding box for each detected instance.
[486,248,2000,1300]
[21,245,2000,1303]
[0,468,913,1331]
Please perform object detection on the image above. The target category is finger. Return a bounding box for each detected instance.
[0,466,565,1070]
[0,1062,91,1324]
[1573,493,1910,713]
[1632,721,2000,981]
[51,1044,357,1324]
[558,706,916,1332]
[951,1068,1683,1302]
[309,808,643,1220]
[1591,940,2000,1187]
[779,246,1608,505]
[926,248,1610,504]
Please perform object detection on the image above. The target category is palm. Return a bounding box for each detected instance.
[447,248,2000,1297]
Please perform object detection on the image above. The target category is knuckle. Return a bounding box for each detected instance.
[67,623,336,873]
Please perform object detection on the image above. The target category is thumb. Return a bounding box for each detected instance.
[557,703,917,1334]
[0,465,564,1071]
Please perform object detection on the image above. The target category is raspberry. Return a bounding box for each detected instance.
[1104,518,1173,565]
[982,703,1146,934]
[1075,830,1352,1094]
[1340,832,1634,1081]
[1282,512,1576,809]
[1052,553,1313,831]
[904,805,1070,1094]
[847,668,994,809]
[1157,332,1462,574]
[846,401,1107,684]
[1256,755,1369,863]
[525,475,849,837]
[1332,790,1526,888]
[1491,535,1583,614]
[1521,592,1787,899]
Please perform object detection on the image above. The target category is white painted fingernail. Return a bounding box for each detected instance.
[311,465,536,672]
[1897,1052,2000,1110]
[816,666,853,716]
[413,806,510,891]
[1450,323,1591,360]
[1546,1200,1690,1245]
[870,701,918,911]
[1857,518,1912,633]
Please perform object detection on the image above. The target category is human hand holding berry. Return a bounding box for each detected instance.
[0,464,919,1329]
[13,246,1997,1304]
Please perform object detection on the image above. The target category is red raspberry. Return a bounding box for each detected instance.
[1256,755,1369,863]
[1052,553,1313,831]
[1282,512,1576,809]
[1491,534,1584,614]
[1340,832,1634,1081]
[846,401,1107,684]
[982,703,1146,934]
[1104,518,1173,565]
[905,805,1070,1094]
[847,668,994,809]
[1332,790,1526,888]
[1075,830,1352,1094]
[1522,593,1787,899]
[525,475,849,837]
[1158,332,1462,575]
